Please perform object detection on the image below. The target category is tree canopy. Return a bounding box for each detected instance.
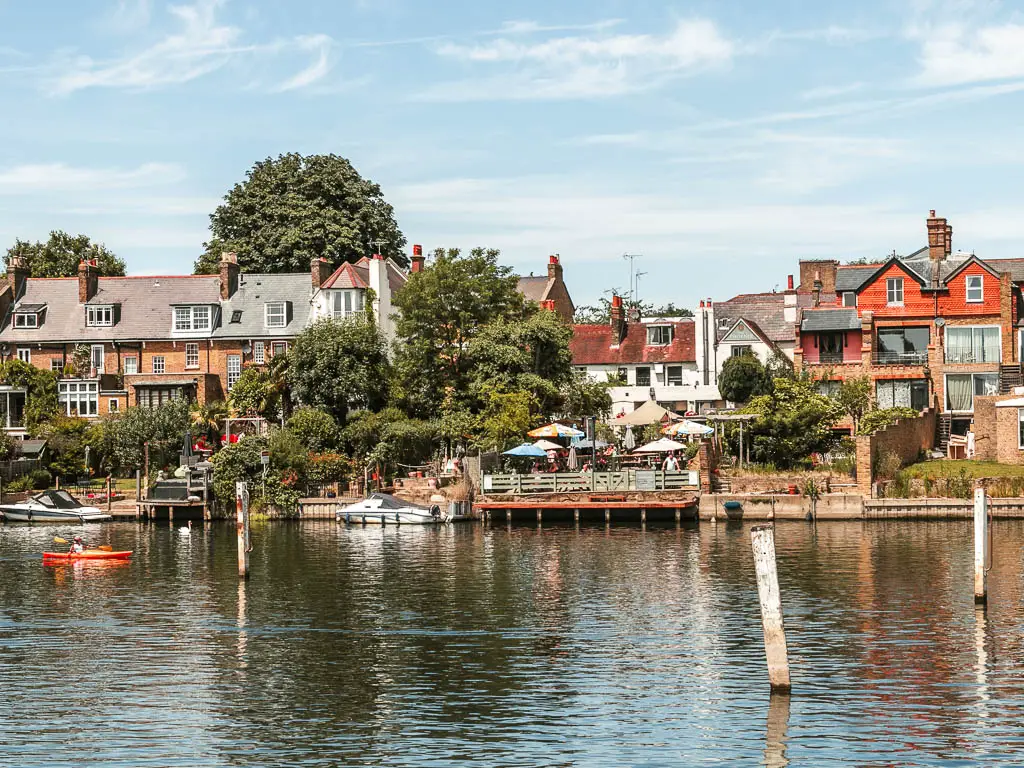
[194,153,406,274]
[6,231,126,278]
[743,378,844,468]
[574,297,693,324]
[718,353,769,404]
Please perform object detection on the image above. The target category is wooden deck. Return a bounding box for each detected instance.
[475,497,699,525]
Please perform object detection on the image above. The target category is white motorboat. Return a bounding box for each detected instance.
[0,490,113,523]
[337,493,451,526]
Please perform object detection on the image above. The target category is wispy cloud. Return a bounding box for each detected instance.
[48,0,334,94]
[0,162,185,194]
[913,21,1024,86]
[104,0,154,34]
[421,19,735,101]
[800,81,866,100]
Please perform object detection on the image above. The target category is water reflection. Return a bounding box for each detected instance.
[6,520,1024,765]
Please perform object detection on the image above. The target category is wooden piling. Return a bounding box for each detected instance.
[236,481,250,579]
[640,508,647,524]
[974,488,988,604]
[763,693,791,768]
[604,508,611,524]
[135,469,141,518]
[106,476,112,514]
[675,507,681,524]
[536,508,542,526]
[751,525,791,692]
[573,508,580,525]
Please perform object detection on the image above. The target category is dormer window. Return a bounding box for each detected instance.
[14,313,38,328]
[647,325,673,346]
[966,275,983,303]
[265,302,287,329]
[173,305,211,332]
[331,290,365,319]
[86,305,114,327]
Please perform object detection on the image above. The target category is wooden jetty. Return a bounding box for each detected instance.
[475,496,699,525]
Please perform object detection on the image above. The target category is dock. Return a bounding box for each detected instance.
[475,497,699,525]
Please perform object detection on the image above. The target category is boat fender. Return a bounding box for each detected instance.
[345,513,351,525]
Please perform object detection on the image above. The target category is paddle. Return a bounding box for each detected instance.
[52,537,112,552]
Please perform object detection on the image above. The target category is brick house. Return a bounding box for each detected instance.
[795,211,1016,445]
[570,296,721,417]
[0,249,410,432]
[517,255,575,323]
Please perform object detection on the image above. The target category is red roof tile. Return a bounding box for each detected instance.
[570,320,695,365]
[321,262,368,290]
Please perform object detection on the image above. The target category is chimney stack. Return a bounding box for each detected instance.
[8,254,29,300]
[310,256,331,291]
[219,251,240,300]
[411,244,425,274]
[547,254,563,281]
[927,210,950,261]
[610,294,626,344]
[813,270,823,307]
[787,274,794,291]
[78,258,98,304]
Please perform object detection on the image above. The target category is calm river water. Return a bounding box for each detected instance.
[2,519,1024,766]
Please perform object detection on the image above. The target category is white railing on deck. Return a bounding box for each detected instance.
[482,470,699,495]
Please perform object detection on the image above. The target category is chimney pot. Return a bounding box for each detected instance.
[78,258,98,303]
[547,254,563,281]
[787,274,794,290]
[413,244,423,257]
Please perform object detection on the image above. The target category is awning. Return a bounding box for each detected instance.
[133,379,198,387]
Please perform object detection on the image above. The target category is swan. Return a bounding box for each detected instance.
[178,520,193,536]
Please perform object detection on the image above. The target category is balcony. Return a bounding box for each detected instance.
[874,350,928,366]
[817,351,846,365]
[945,350,1000,365]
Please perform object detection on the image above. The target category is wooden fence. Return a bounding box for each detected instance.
[482,470,699,495]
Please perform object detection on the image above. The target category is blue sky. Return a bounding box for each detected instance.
[2,0,1024,309]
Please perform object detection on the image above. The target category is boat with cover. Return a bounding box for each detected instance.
[42,550,133,563]
[0,490,113,523]
[338,493,451,525]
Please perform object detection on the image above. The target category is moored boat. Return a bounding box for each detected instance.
[0,490,113,523]
[338,493,450,525]
[42,550,132,563]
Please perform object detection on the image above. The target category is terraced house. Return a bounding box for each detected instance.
[0,250,408,434]
[795,211,1020,444]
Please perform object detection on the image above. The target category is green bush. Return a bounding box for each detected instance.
[29,469,51,490]
[857,407,920,436]
[6,475,33,493]
[287,407,339,452]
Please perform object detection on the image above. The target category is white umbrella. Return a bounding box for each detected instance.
[634,437,688,453]
[623,425,636,451]
[662,419,713,437]
[567,445,579,471]
[533,439,562,451]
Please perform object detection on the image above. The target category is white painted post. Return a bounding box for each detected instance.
[974,488,988,604]
[751,525,791,691]
[236,481,250,579]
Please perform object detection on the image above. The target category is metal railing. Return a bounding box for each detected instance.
[873,350,928,366]
[482,470,699,495]
[944,350,1000,364]
[817,351,846,364]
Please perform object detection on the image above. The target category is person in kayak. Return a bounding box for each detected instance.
[69,536,85,554]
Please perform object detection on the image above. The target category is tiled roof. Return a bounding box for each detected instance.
[570,320,695,365]
[835,266,880,292]
[353,257,408,296]
[214,273,313,339]
[985,258,1024,281]
[517,275,554,303]
[801,308,861,332]
[713,292,812,343]
[321,262,368,290]
[0,276,221,343]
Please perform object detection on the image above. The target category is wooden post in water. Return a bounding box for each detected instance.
[106,475,112,514]
[135,469,141,519]
[974,488,988,604]
[751,525,791,692]
[236,481,250,579]
[573,508,580,525]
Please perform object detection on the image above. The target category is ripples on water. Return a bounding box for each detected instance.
[2,519,1024,766]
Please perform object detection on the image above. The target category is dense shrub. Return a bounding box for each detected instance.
[857,407,920,436]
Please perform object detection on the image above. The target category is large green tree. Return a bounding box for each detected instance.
[194,153,406,274]
[6,231,126,277]
[718,353,769,404]
[99,400,193,474]
[743,378,844,468]
[392,247,525,413]
[288,317,390,423]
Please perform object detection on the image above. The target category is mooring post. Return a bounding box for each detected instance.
[536,508,542,527]
[974,488,988,604]
[106,475,112,514]
[236,481,250,579]
[751,525,791,692]
[675,507,681,524]
[640,508,647,524]
[605,508,611,525]
[573,508,580,525]
[135,469,141,519]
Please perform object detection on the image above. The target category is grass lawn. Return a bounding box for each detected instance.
[901,460,1024,479]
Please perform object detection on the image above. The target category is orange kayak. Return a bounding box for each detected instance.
[42,550,133,563]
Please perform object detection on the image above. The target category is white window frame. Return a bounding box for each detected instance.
[109,398,119,413]
[944,325,1001,364]
[152,355,165,374]
[253,341,265,365]
[842,292,857,307]
[966,275,984,303]
[91,345,104,373]
[886,277,904,306]
[86,305,114,327]
[14,313,38,328]
[646,325,673,346]
[172,305,212,333]
[123,356,138,375]
[50,358,63,373]
[185,343,200,369]
[58,380,98,417]
[227,354,242,390]
[265,302,286,329]
[16,348,30,364]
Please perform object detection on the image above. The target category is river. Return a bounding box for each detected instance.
[2,519,1023,767]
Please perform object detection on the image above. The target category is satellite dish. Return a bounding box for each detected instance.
[935,318,946,327]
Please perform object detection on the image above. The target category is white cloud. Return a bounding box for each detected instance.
[48,0,333,94]
[914,20,1024,86]
[0,162,185,193]
[800,81,865,100]
[423,19,735,101]
[272,34,333,92]
[105,0,154,33]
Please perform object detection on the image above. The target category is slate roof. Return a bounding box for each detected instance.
[570,320,696,365]
[835,265,880,292]
[0,276,221,343]
[214,273,313,339]
[713,292,814,344]
[801,308,861,332]
[517,275,555,304]
[985,258,1024,281]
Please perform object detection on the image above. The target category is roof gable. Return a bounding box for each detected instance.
[720,319,760,343]
[861,257,928,290]
[941,254,1001,284]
